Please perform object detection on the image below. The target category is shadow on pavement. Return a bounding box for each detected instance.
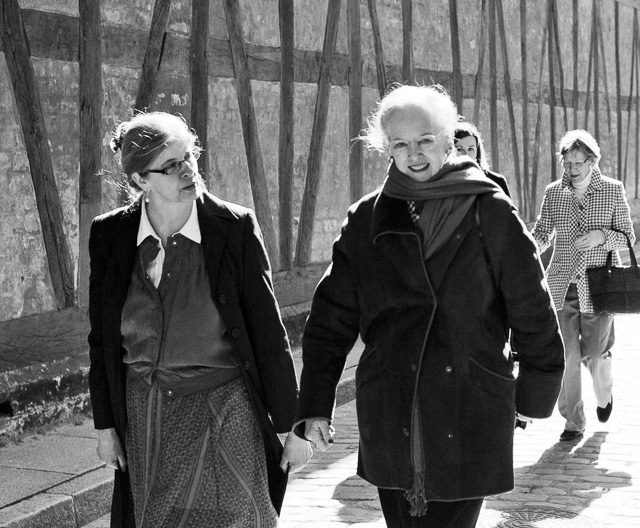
[483,431,631,527]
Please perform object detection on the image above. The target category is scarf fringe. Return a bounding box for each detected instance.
[405,470,428,517]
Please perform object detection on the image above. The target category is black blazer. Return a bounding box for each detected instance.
[88,190,298,525]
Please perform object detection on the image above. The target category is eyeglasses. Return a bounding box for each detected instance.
[561,158,590,170]
[144,150,200,176]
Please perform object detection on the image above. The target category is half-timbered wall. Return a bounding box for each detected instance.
[1,0,639,325]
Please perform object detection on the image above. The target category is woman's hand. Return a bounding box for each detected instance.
[574,229,605,251]
[279,432,313,473]
[304,418,335,452]
[97,427,127,472]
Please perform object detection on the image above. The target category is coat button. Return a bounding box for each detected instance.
[219,294,227,304]
[171,240,177,246]
[244,361,251,370]
[447,433,453,439]
[403,428,410,436]
[410,364,418,372]
[445,366,452,373]
[166,271,172,279]
[231,328,240,338]
[167,390,173,397]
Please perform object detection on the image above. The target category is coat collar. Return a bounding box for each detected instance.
[561,165,604,194]
[370,190,417,243]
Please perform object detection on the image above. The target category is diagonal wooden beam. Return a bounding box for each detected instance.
[191,0,210,178]
[294,0,341,267]
[78,0,103,308]
[448,0,463,110]
[495,0,521,207]
[224,0,277,263]
[402,0,414,83]
[488,0,499,172]
[134,0,171,113]
[519,0,530,218]
[615,2,623,182]
[278,0,294,270]
[367,0,387,97]
[0,0,75,309]
[530,5,550,220]
[348,0,363,204]
[547,0,557,184]
[473,0,488,125]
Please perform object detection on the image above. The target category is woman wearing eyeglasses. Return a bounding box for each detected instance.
[88,112,311,527]
[294,85,564,527]
[532,129,635,442]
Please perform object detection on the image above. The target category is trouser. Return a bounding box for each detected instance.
[557,283,615,432]
[378,488,484,528]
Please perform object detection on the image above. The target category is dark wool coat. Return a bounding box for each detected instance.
[88,191,298,527]
[296,189,565,502]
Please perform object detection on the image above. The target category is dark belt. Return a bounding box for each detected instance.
[126,365,242,399]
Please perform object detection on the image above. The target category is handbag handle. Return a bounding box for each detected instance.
[605,231,639,277]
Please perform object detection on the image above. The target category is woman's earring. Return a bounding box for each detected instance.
[144,189,150,204]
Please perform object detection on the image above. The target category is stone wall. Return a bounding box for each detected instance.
[1,0,639,324]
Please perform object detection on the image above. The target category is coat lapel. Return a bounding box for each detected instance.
[196,192,237,288]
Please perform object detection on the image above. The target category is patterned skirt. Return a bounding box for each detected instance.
[125,375,278,528]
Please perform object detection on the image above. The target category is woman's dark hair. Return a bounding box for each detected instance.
[454,120,489,171]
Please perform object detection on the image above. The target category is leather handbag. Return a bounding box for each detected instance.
[586,233,640,314]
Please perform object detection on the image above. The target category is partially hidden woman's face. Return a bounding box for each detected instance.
[384,104,450,182]
[454,135,479,163]
[562,148,593,185]
[134,137,200,206]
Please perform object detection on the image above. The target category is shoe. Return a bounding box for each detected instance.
[560,429,584,441]
[597,396,613,423]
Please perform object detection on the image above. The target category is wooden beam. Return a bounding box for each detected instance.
[402,0,413,82]
[78,0,103,308]
[495,0,521,207]
[519,0,530,217]
[596,1,613,136]
[224,0,278,264]
[616,2,623,182]
[348,0,363,204]
[622,10,637,181]
[473,0,488,125]
[448,0,463,110]
[134,0,171,112]
[550,0,569,132]
[635,11,640,197]
[191,0,210,177]
[547,0,557,183]
[278,0,294,270]
[0,0,75,309]
[529,7,550,221]
[367,0,387,97]
[572,0,579,128]
[593,0,600,139]
[488,0,499,172]
[294,0,341,267]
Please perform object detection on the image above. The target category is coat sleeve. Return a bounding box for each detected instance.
[602,181,636,251]
[237,210,298,433]
[531,187,555,253]
[490,199,565,418]
[295,213,361,423]
[87,217,116,430]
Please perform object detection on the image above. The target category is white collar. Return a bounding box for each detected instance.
[137,200,201,246]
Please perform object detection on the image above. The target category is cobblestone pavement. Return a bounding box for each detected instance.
[85,314,640,527]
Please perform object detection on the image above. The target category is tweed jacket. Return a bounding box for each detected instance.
[532,167,635,313]
[88,190,298,526]
[296,188,564,501]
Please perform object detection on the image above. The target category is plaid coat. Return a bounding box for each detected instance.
[532,166,635,313]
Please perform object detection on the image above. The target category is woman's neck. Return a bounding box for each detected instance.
[146,200,193,246]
